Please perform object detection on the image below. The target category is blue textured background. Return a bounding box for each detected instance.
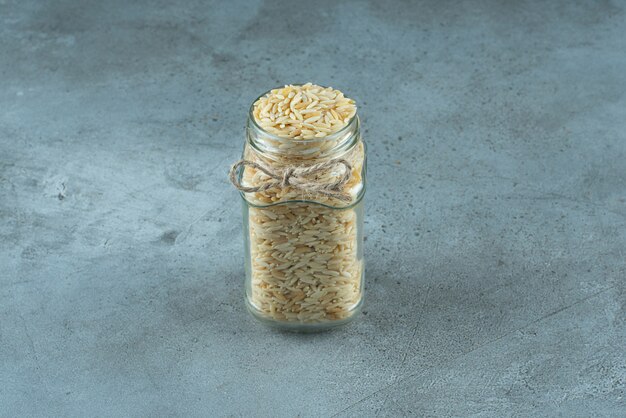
[1,0,624,416]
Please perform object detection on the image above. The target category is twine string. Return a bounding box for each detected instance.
[229,158,353,202]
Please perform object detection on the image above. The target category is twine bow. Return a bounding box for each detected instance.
[229,158,353,202]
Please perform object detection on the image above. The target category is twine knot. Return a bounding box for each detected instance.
[281,167,295,188]
[229,158,353,202]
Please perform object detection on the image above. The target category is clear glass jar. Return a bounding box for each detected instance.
[233,92,366,332]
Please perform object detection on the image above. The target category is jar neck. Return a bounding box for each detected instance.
[246,115,360,162]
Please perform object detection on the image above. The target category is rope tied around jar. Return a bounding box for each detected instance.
[229,158,353,202]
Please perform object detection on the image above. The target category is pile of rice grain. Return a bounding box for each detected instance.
[244,83,364,324]
[253,82,357,139]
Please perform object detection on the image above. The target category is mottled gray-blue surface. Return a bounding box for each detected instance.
[1,0,625,416]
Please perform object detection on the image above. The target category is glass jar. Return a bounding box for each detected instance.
[231,90,366,332]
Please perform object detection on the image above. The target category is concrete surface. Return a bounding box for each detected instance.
[1,0,625,416]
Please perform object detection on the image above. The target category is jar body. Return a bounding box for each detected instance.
[238,116,366,331]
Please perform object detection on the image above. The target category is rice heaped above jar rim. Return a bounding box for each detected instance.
[251,83,357,140]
